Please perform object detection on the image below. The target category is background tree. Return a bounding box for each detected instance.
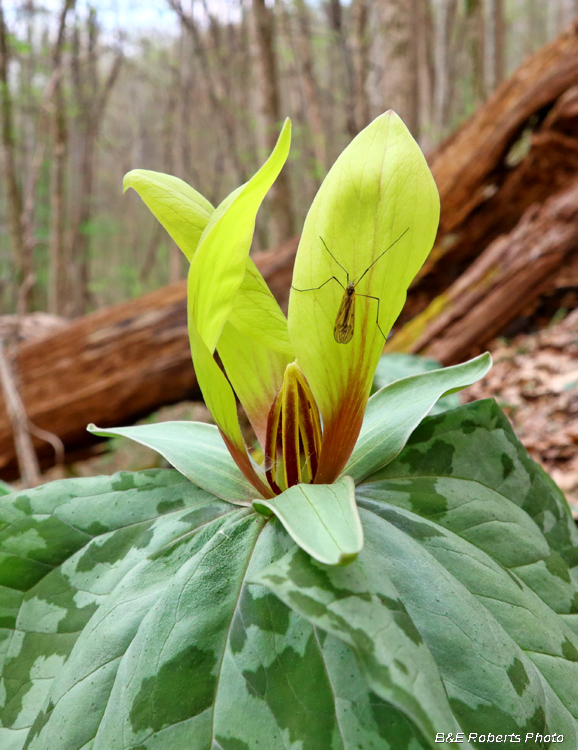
[0,0,575,316]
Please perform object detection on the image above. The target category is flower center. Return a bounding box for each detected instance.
[264,362,322,494]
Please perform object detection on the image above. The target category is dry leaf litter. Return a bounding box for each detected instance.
[462,308,578,516]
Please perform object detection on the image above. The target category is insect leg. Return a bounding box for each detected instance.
[356,293,388,341]
[291,276,345,293]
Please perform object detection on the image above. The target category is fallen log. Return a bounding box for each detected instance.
[0,237,298,479]
[404,21,578,316]
[5,24,578,480]
[388,178,578,365]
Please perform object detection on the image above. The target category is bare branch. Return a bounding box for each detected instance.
[0,339,41,487]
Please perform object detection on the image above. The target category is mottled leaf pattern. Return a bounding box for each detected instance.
[360,399,578,629]
[252,545,466,750]
[2,400,578,748]
[0,470,432,749]
[0,480,13,497]
[0,471,232,750]
[344,353,491,483]
[87,422,258,505]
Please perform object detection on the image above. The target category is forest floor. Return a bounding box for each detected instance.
[24,309,578,517]
[463,308,578,516]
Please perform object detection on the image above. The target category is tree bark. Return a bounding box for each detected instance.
[0,339,41,487]
[433,0,459,135]
[351,0,371,132]
[415,0,435,149]
[69,9,123,316]
[466,0,485,103]
[252,0,295,246]
[369,0,420,137]
[390,177,578,365]
[486,0,506,92]
[325,0,357,138]
[48,0,76,315]
[293,0,327,174]
[0,2,27,300]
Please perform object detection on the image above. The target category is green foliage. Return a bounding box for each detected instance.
[88,421,258,505]
[0,480,13,497]
[90,355,489,565]
[2,400,577,749]
[373,353,461,413]
[253,475,364,566]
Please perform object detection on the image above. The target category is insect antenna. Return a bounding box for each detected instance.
[319,237,350,282]
[353,227,410,285]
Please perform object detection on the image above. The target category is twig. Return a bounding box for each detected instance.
[28,423,64,466]
[0,338,41,487]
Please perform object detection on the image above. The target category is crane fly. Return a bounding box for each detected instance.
[292,229,410,344]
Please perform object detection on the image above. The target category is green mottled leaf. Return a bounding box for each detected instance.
[0,471,232,750]
[358,501,578,731]
[348,506,578,743]
[0,470,435,749]
[3,399,578,748]
[0,480,13,497]
[87,421,257,506]
[253,475,363,565]
[253,545,465,750]
[361,398,578,628]
[344,353,492,483]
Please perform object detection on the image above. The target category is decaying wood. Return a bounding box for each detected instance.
[391,178,578,365]
[6,22,578,479]
[0,239,298,479]
[431,20,578,232]
[0,313,68,344]
[410,20,578,303]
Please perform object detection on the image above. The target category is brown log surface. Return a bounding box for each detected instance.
[6,23,578,479]
[402,178,578,365]
[406,22,578,310]
[431,20,578,234]
[0,237,298,478]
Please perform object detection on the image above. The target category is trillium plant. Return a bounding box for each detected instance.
[1,114,578,750]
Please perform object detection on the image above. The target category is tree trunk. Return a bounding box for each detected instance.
[252,0,295,246]
[486,0,506,92]
[48,0,76,315]
[293,0,327,174]
[466,0,486,103]
[325,0,357,138]
[0,2,28,302]
[69,9,123,315]
[416,0,435,149]
[177,26,200,189]
[433,0,459,135]
[369,0,420,137]
[351,0,371,132]
[0,339,40,487]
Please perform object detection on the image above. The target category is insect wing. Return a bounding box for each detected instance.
[334,290,355,344]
